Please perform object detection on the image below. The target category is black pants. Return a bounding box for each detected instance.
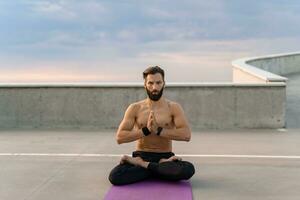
[109,151,195,185]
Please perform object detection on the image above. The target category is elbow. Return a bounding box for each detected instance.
[116,130,124,144]
[184,135,191,142]
[116,139,122,144]
[116,136,123,144]
[184,130,191,142]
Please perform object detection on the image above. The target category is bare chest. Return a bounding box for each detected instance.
[136,106,173,129]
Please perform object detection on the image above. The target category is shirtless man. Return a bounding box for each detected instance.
[109,66,195,185]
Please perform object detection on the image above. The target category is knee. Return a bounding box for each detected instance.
[158,161,195,181]
[108,169,126,185]
[108,171,120,185]
[181,161,195,179]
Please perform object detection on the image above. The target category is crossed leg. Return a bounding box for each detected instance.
[109,155,195,185]
[109,161,151,185]
[148,156,195,181]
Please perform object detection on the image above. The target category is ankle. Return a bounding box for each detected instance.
[139,160,150,168]
[159,158,168,163]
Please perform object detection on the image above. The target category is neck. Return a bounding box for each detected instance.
[147,97,164,108]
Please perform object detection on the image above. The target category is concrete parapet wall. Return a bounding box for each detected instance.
[2,52,296,130]
[0,83,286,130]
[247,52,300,76]
[232,68,266,83]
[232,52,300,83]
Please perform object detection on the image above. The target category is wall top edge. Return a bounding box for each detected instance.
[232,60,288,82]
[242,51,300,62]
[231,51,300,82]
[0,82,285,88]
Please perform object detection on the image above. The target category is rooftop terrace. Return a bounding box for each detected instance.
[1,53,300,199]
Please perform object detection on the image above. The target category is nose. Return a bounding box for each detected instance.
[153,84,159,91]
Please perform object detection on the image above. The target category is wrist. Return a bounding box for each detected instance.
[156,127,163,136]
[142,127,151,136]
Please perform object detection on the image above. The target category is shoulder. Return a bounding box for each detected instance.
[126,101,142,113]
[127,102,140,110]
[166,99,183,114]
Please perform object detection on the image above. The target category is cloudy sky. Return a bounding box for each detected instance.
[0,0,300,82]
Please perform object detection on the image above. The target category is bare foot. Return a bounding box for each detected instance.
[159,156,182,163]
[120,155,145,166]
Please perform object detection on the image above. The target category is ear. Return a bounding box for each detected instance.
[143,77,147,88]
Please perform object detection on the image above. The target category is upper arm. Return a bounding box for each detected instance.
[172,103,190,130]
[117,104,137,132]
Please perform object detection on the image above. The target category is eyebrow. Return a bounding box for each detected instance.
[148,80,162,83]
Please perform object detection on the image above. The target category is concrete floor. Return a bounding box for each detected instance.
[1,129,300,200]
[1,73,300,200]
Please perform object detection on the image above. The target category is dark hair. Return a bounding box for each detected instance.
[143,66,165,81]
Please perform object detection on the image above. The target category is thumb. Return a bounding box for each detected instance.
[150,118,153,124]
[150,113,154,120]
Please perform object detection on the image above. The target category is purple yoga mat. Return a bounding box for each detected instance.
[104,179,192,200]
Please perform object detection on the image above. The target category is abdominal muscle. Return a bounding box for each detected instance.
[136,134,172,152]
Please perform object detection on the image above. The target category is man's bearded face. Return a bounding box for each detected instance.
[144,73,165,101]
[146,86,164,101]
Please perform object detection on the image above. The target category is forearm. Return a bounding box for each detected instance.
[116,129,144,144]
[159,127,191,141]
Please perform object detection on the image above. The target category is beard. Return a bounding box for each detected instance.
[146,87,164,101]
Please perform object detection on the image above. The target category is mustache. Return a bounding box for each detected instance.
[146,87,164,101]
